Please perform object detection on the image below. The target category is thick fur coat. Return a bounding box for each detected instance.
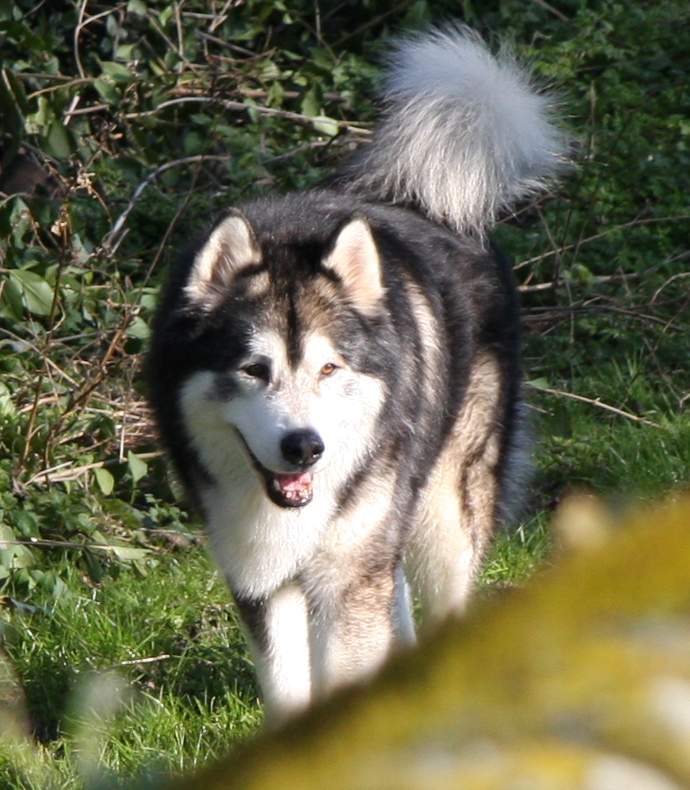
[147,26,567,722]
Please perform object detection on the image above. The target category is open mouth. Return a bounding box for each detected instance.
[234,431,314,509]
[265,470,314,508]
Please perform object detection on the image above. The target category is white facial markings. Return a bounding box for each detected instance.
[300,332,345,384]
[213,329,359,474]
[180,327,384,484]
[177,328,386,597]
[178,371,254,488]
[243,328,289,386]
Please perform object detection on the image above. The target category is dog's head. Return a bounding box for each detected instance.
[173,201,391,509]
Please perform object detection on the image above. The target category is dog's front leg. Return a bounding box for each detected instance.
[306,561,399,701]
[235,582,311,725]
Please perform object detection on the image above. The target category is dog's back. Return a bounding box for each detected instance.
[148,26,568,722]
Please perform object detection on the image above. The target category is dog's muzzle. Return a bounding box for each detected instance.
[235,428,321,509]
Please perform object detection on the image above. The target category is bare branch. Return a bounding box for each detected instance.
[526,383,663,429]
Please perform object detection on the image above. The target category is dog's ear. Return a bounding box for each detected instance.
[185,210,260,307]
[322,217,384,316]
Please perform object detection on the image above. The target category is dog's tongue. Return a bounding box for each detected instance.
[274,471,313,494]
[269,471,314,506]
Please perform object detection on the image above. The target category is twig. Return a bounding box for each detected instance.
[523,302,682,331]
[15,204,70,477]
[651,271,690,304]
[518,263,669,293]
[25,451,162,487]
[334,2,412,47]
[123,96,371,136]
[196,30,261,58]
[109,654,173,669]
[262,139,342,165]
[529,0,569,22]
[174,2,184,61]
[515,214,690,270]
[26,77,93,100]
[0,538,152,553]
[208,0,233,33]
[536,206,562,290]
[73,3,120,79]
[102,154,232,253]
[0,327,79,386]
[73,0,88,80]
[142,155,205,288]
[60,318,132,416]
[63,103,109,119]
[145,7,197,74]
[526,383,663,429]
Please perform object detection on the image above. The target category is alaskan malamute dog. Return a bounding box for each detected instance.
[147,27,567,722]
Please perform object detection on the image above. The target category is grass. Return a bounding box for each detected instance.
[2,551,261,787]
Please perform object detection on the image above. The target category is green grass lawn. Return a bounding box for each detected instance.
[2,551,261,787]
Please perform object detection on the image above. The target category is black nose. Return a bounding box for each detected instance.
[280,429,324,467]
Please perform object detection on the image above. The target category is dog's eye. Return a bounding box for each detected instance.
[241,362,270,381]
[320,362,338,378]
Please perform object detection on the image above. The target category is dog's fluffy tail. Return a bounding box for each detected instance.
[342,26,569,236]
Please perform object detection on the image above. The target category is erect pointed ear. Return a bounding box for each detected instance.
[185,210,260,307]
[321,217,384,316]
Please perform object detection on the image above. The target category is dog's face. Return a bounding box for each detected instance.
[177,209,389,509]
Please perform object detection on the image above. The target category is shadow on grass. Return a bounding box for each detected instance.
[6,568,260,747]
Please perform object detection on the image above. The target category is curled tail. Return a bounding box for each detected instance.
[342,25,569,236]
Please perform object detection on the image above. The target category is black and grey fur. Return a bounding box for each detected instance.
[147,26,567,722]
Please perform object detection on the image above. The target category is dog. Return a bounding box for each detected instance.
[147,26,567,723]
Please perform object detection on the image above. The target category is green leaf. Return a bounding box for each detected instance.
[132,558,150,577]
[115,43,136,61]
[9,269,54,316]
[568,263,595,286]
[127,0,147,15]
[310,48,333,70]
[127,451,148,484]
[312,116,339,137]
[94,467,114,496]
[301,87,320,118]
[45,120,73,159]
[24,95,52,134]
[15,511,38,538]
[100,61,134,83]
[91,529,108,545]
[109,545,150,561]
[266,81,285,107]
[0,381,16,418]
[0,543,35,570]
[93,77,120,104]
[183,130,203,155]
[126,316,150,340]
[0,524,13,547]
[258,59,280,81]
[158,5,173,25]
[1,276,24,321]
[9,197,31,246]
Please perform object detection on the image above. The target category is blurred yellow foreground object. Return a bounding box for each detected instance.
[174,493,690,790]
